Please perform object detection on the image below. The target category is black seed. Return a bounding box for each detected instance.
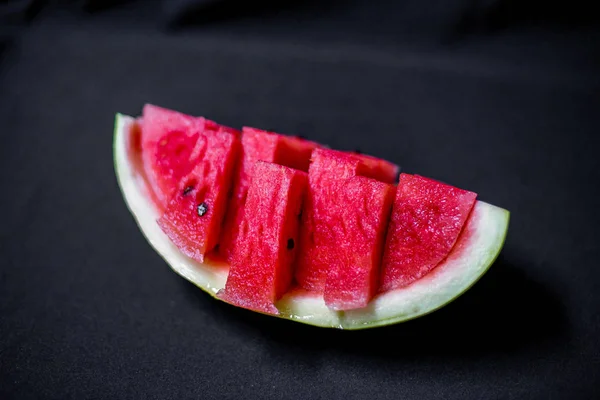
[354,148,362,154]
[287,238,295,250]
[295,135,306,140]
[298,209,303,219]
[197,202,208,217]
[183,186,194,196]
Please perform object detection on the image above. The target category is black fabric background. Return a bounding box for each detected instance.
[1,1,599,399]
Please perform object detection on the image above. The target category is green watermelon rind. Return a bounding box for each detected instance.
[113,113,510,330]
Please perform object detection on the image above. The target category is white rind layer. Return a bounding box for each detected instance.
[114,114,510,329]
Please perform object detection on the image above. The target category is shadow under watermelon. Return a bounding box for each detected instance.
[179,252,568,362]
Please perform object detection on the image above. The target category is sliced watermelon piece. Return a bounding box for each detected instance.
[295,148,396,292]
[323,176,395,310]
[140,104,238,208]
[219,161,308,314]
[157,129,240,262]
[114,113,509,329]
[219,126,320,263]
[380,173,477,292]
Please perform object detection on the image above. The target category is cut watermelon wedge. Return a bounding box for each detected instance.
[114,114,510,329]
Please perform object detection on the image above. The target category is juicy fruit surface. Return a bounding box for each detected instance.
[157,129,240,262]
[219,162,308,314]
[141,105,209,208]
[246,127,319,172]
[219,127,320,263]
[295,149,396,292]
[114,114,509,328]
[352,152,399,184]
[295,150,364,291]
[380,174,477,292]
[323,176,395,310]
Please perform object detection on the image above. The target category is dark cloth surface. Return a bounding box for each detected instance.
[1,1,599,399]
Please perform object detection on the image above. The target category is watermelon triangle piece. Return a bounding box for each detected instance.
[219,161,308,314]
[295,148,397,293]
[379,173,477,292]
[323,176,395,310]
[157,129,241,262]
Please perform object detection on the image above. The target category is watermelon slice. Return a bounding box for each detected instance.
[157,128,240,262]
[114,113,510,329]
[219,126,320,263]
[140,104,238,209]
[295,148,398,292]
[219,161,308,314]
[323,176,395,310]
[380,173,477,292]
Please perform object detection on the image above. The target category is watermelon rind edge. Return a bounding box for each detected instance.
[113,113,510,330]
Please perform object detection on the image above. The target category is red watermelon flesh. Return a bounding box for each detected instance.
[323,176,395,310]
[219,161,308,314]
[157,129,240,262]
[141,104,238,209]
[295,148,395,292]
[219,127,320,263]
[351,152,399,184]
[275,132,321,172]
[379,173,477,292]
[141,104,205,207]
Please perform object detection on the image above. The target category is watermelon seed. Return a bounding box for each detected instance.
[183,186,194,196]
[287,238,295,250]
[197,202,208,217]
